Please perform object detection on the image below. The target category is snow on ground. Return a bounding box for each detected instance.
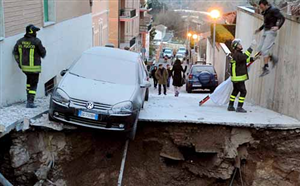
[0,97,50,133]
[140,80,300,129]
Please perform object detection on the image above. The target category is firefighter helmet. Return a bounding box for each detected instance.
[231,39,242,50]
[26,24,40,35]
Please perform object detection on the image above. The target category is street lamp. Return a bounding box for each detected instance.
[192,34,198,49]
[210,9,221,65]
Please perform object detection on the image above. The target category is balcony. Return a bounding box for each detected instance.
[140,3,153,12]
[139,16,153,33]
[120,37,136,49]
[140,24,152,33]
[120,8,137,22]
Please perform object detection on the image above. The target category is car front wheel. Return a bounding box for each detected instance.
[128,112,139,140]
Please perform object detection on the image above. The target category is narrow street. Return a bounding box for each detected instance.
[1,0,300,185]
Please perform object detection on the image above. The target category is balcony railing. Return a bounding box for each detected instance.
[120,37,136,49]
[120,8,136,19]
[140,24,152,33]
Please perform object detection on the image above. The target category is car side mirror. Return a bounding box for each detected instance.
[140,81,151,89]
[60,69,68,76]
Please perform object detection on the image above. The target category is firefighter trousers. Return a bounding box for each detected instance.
[229,81,247,107]
[25,73,39,103]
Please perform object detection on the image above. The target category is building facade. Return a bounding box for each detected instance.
[108,0,141,52]
[92,0,109,46]
[139,0,152,60]
[0,0,92,107]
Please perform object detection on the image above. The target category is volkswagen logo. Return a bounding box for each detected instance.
[86,102,94,109]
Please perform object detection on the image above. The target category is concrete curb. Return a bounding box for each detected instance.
[0,110,48,138]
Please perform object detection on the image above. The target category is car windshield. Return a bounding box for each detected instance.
[70,54,137,85]
[165,50,172,54]
[178,48,185,51]
[192,66,215,74]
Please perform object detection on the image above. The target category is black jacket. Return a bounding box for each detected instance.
[230,48,254,82]
[13,34,46,73]
[259,6,285,31]
[172,61,187,87]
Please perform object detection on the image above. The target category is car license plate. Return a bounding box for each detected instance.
[78,110,98,120]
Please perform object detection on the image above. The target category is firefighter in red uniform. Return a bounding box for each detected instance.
[13,24,46,108]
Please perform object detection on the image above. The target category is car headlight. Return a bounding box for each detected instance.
[110,101,133,115]
[52,88,70,106]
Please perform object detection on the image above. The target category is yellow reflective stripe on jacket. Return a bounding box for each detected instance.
[18,47,22,67]
[28,90,36,94]
[30,49,34,67]
[231,59,248,82]
[232,61,236,77]
[232,74,248,82]
[21,66,41,72]
[26,84,30,87]
[244,50,251,57]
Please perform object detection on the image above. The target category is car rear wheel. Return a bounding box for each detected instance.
[186,84,192,93]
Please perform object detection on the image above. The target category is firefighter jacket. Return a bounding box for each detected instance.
[230,48,254,82]
[13,34,46,73]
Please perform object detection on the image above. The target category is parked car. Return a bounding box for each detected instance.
[49,47,151,140]
[186,65,218,93]
[177,47,186,55]
[163,49,173,59]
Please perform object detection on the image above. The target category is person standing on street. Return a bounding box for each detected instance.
[13,24,46,108]
[172,59,187,97]
[228,39,255,113]
[166,64,172,88]
[151,66,158,89]
[255,0,285,77]
[155,64,168,95]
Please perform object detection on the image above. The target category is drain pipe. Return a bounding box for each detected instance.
[0,172,13,186]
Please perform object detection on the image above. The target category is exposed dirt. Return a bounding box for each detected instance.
[1,123,300,186]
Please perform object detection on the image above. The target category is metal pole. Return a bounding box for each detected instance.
[213,22,216,65]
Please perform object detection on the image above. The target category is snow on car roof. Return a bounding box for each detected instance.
[83,47,139,63]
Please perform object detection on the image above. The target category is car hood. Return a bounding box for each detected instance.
[59,73,136,105]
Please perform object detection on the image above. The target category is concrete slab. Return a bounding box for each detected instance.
[139,86,300,129]
[0,97,49,136]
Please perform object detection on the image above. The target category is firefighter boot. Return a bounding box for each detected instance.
[259,66,270,77]
[227,101,235,111]
[227,105,235,111]
[26,95,37,108]
[236,107,247,113]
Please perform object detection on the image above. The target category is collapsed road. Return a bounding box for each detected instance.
[1,116,300,186]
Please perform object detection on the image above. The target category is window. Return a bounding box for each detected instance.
[0,0,4,39]
[43,0,56,25]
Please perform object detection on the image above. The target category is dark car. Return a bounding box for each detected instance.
[49,47,151,140]
[186,65,218,93]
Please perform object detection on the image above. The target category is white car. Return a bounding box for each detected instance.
[49,47,151,139]
[163,50,173,59]
[177,47,186,55]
